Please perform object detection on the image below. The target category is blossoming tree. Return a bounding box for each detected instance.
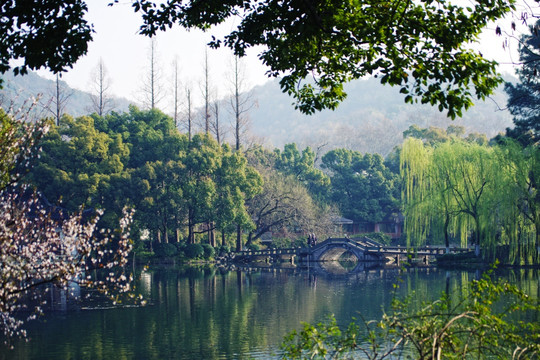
[0,106,136,346]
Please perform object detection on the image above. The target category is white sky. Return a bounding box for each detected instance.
[35,0,537,112]
[37,1,271,110]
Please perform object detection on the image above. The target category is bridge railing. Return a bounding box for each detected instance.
[365,245,471,255]
[233,247,300,257]
[230,239,471,259]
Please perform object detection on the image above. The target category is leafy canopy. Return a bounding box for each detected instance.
[1,0,515,117]
[0,1,93,76]
[322,148,398,223]
[128,0,514,118]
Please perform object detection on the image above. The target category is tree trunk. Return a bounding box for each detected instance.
[187,207,195,244]
[208,222,216,247]
[188,224,194,244]
[56,74,61,125]
[236,224,242,251]
[444,213,450,253]
[474,215,481,257]
[245,232,253,247]
[174,214,180,243]
[203,48,210,134]
[535,216,540,264]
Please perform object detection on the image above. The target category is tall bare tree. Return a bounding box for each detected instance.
[202,47,211,134]
[140,38,165,109]
[185,86,193,141]
[45,73,72,126]
[229,55,256,151]
[89,58,114,116]
[210,100,227,145]
[172,56,181,129]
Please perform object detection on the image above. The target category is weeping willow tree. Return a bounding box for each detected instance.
[401,138,538,264]
[496,142,540,265]
[400,138,436,248]
[400,139,478,250]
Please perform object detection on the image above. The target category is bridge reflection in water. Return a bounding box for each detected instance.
[231,237,471,271]
[229,260,386,278]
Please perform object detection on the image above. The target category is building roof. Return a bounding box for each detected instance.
[331,216,354,225]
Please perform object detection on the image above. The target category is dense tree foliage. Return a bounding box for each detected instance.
[29,115,130,221]
[22,106,538,263]
[505,19,540,146]
[401,137,539,264]
[246,143,401,241]
[403,124,488,146]
[322,149,399,224]
[0,1,92,77]
[28,107,263,250]
[274,143,331,201]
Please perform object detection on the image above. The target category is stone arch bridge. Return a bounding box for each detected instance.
[231,237,469,264]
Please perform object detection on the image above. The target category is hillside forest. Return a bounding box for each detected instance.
[3,96,532,266]
[1,16,539,266]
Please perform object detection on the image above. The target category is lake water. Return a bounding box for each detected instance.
[1,264,538,359]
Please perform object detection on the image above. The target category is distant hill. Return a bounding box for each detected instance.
[1,71,515,156]
[248,77,514,155]
[0,71,132,119]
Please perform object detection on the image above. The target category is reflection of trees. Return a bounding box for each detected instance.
[3,267,538,359]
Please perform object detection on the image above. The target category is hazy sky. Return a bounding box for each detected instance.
[37,1,271,110]
[35,1,533,113]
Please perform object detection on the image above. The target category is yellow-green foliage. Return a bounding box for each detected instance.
[401,138,539,264]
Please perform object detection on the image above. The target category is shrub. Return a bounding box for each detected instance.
[363,232,391,245]
[269,238,292,248]
[153,243,178,257]
[282,269,540,359]
[184,243,204,259]
[201,243,215,259]
[293,238,308,247]
[175,242,187,256]
[246,243,260,251]
[218,245,230,254]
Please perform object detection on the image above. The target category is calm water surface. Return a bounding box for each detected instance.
[2,264,538,359]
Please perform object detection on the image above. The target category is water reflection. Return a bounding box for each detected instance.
[1,265,538,360]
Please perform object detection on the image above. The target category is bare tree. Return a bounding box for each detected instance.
[229,55,257,151]
[89,58,114,116]
[171,56,181,129]
[45,73,72,125]
[202,47,211,134]
[140,38,165,109]
[210,100,228,145]
[182,84,194,141]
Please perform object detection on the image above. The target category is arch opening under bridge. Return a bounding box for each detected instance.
[306,238,386,263]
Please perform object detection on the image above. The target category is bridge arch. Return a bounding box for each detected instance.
[317,246,352,261]
[313,259,383,275]
[308,238,385,262]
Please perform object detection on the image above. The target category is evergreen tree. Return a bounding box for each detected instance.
[504,19,540,147]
